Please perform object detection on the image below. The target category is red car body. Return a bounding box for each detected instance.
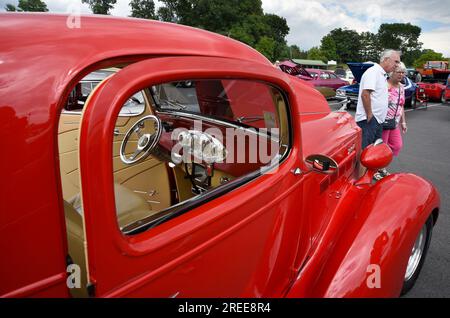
[446,75,450,102]
[0,14,440,298]
[417,69,450,103]
[417,82,447,102]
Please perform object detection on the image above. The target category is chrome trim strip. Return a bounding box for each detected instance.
[62,109,145,118]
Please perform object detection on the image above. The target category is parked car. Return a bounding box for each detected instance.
[334,68,354,85]
[406,68,420,83]
[0,13,440,298]
[278,61,347,99]
[416,60,449,82]
[416,69,450,103]
[336,62,417,109]
[305,68,349,91]
[445,75,450,103]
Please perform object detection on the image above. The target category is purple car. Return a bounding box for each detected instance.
[305,68,349,91]
[278,61,348,99]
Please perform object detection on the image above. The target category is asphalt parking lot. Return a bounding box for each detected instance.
[328,99,450,297]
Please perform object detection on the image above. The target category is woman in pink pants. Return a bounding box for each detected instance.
[383,62,408,154]
[378,63,408,178]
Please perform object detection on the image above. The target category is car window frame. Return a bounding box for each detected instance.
[122,79,292,235]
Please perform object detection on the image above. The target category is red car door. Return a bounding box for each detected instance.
[78,56,309,297]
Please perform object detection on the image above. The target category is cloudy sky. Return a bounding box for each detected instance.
[1,0,449,56]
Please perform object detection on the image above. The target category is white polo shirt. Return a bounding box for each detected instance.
[355,63,389,124]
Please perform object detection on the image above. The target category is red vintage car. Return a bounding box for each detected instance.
[417,69,450,103]
[445,75,450,103]
[0,13,441,298]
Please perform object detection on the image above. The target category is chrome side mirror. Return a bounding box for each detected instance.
[305,154,338,175]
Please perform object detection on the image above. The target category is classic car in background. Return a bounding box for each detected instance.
[415,60,449,82]
[416,69,450,103]
[0,13,440,298]
[335,62,417,109]
[406,68,420,83]
[334,68,355,83]
[278,61,347,99]
[445,75,450,103]
[305,68,349,91]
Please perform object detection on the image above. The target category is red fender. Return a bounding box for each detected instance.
[287,173,440,298]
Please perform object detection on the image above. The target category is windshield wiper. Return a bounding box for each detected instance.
[236,115,264,123]
[161,99,187,110]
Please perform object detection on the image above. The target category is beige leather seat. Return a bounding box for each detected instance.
[67,183,151,228]
[64,183,151,297]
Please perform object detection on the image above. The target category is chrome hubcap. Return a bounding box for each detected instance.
[405,225,427,281]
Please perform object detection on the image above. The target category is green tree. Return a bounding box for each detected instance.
[359,32,380,62]
[320,35,338,62]
[288,45,307,59]
[5,3,17,11]
[130,0,156,19]
[262,13,289,59]
[307,47,327,63]
[157,0,193,24]
[82,0,117,15]
[6,0,49,12]
[323,28,361,63]
[229,14,269,46]
[413,49,446,68]
[377,23,422,66]
[156,0,290,61]
[255,36,276,61]
[157,0,264,33]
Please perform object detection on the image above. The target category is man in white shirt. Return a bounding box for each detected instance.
[356,50,401,149]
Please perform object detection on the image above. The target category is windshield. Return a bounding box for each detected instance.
[151,79,281,130]
[426,62,446,69]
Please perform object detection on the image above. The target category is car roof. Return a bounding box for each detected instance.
[2,14,330,116]
[1,13,269,64]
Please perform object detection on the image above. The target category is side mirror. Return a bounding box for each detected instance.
[305,154,338,175]
[356,139,393,184]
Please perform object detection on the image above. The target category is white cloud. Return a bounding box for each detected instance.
[262,0,374,50]
[420,27,450,56]
[261,0,450,54]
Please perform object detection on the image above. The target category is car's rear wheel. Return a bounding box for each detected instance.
[401,216,433,295]
[409,93,416,109]
[441,91,446,104]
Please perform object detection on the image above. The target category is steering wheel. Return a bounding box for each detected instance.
[120,115,162,165]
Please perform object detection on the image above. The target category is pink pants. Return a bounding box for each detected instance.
[382,128,403,156]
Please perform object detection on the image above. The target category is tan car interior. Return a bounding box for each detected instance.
[59,72,287,297]
[59,78,234,297]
